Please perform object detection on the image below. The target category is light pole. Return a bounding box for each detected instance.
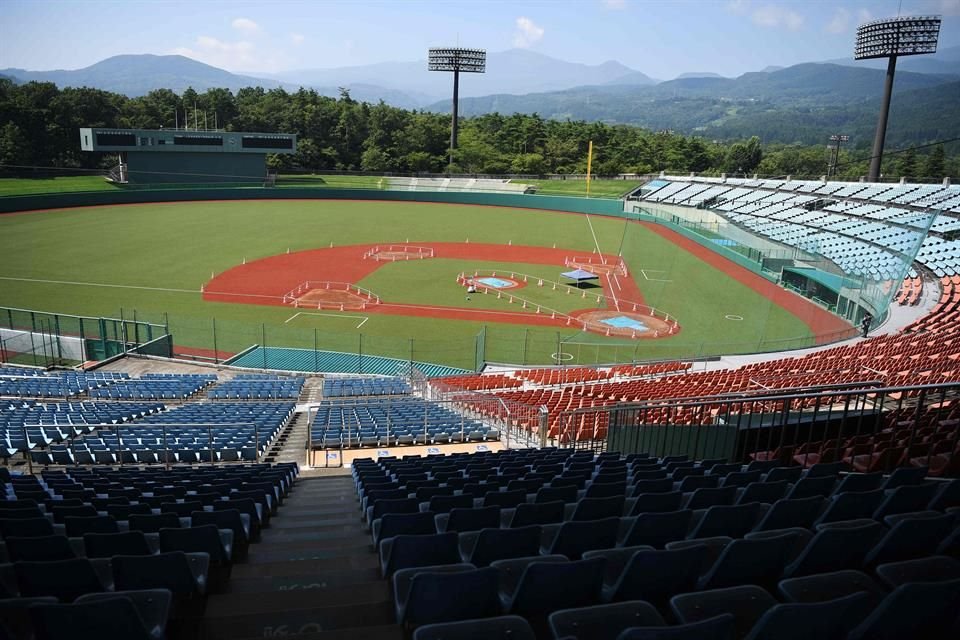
[428,47,486,172]
[828,134,849,177]
[855,16,941,182]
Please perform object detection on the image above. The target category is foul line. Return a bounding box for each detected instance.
[607,274,621,311]
[285,311,369,329]
[639,269,673,282]
[0,276,198,294]
[584,215,606,264]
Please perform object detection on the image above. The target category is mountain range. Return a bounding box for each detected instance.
[2,46,960,145]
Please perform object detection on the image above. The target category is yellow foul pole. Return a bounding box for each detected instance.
[586,140,594,197]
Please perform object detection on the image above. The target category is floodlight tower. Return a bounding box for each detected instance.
[428,47,486,171]
[855,16,941,182]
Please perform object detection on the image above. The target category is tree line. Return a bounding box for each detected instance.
[0,79,956,181]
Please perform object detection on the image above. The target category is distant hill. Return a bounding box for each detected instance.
[675,72,725,79]
[281,48,655,103]
[0,54,285,96]
[430,62,960,146]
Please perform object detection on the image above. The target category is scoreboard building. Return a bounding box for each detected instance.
[79,128,297,184]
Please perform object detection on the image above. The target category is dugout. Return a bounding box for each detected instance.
[79,128,296,185]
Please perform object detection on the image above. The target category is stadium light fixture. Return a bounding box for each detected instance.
[855,16,941,182]
[828,134,849,177]
[428,47,486,172]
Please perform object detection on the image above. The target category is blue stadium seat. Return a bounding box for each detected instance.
[614,614,735,640]
[372,512,438,547]
[742,592,871,640]
[501,557,606,623]
[436,506,501,533]
[599,545,707,606]
[461,526,541,568]
[629,491,684,515]
[697,534,797,591]
[395,566,501,629]
[620,510,692,549]
[543,517,620,559]
[64,515,118,538]
[736,481,790,505]
[687,503,762,539]
[570,496,626,521]
[782,521,884,579]
[83,531,154,559]
[28,589,172,640]
[864,512,956,568]
[14,557,111,602]
[508,501,565,527]
[4,535,75,562]
[412,615,535,640]
[379,532,460,577]
[752,496,824,532]
[549,600,665,640]
[875,555,960,588]
[671,585,778,640]
[846,578,960,640]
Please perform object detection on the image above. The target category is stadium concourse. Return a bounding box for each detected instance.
[3,179,960,637]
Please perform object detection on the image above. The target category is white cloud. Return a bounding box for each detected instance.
[171,36,259,70]
[231,18,261,35]
[751,4,804,30]
[601,0,627,9]
[291,33,305,46]
[513,16,545,48]
[726,0,749,16]
[825,8,850,34]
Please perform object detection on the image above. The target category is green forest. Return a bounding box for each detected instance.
[1,79,957,181]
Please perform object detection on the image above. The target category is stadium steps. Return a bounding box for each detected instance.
[263,379,318,464]
[203,475,402,640]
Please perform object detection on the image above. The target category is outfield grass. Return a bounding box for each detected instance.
[0,199,817,367]
[0,173,638,200]
[0,176,120,196]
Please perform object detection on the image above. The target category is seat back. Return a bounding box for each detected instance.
[622,510,693,549]
[380,532,460,577]
[128,513,180,534]
[5,535,75,562]
[443,506,501,533]
[508,557,606,615]
[83,531,152,559]
[467,526,541,568]
[864,513,957,569]
[412,615,536,640]
[738,480,790,505]
[570,495,625,521]
[753,496,825,532]
[689,502,762,539]
[685,486,737,510]
[847,578,960,640]
[400,567,501,627]
[64,515,119,538]
[112,551,200,594]
[0,517,55,539]
[509,501,565,528]
[548,600,665,640]
[609,545,708,604]
[743,592,871,640]
[630,491,684,515]
[160,525,228,563]
[15,558,106,602]
[548,517,620,560]
[784,521,884,578]
[699,534,797,591]
[29,595,155,640]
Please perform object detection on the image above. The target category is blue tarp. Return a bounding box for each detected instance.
[560,269,600,281]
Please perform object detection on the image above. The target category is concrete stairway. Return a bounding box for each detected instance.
[202,475,402,640]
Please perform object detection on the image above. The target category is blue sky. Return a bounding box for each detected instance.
[1,0,958,78]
